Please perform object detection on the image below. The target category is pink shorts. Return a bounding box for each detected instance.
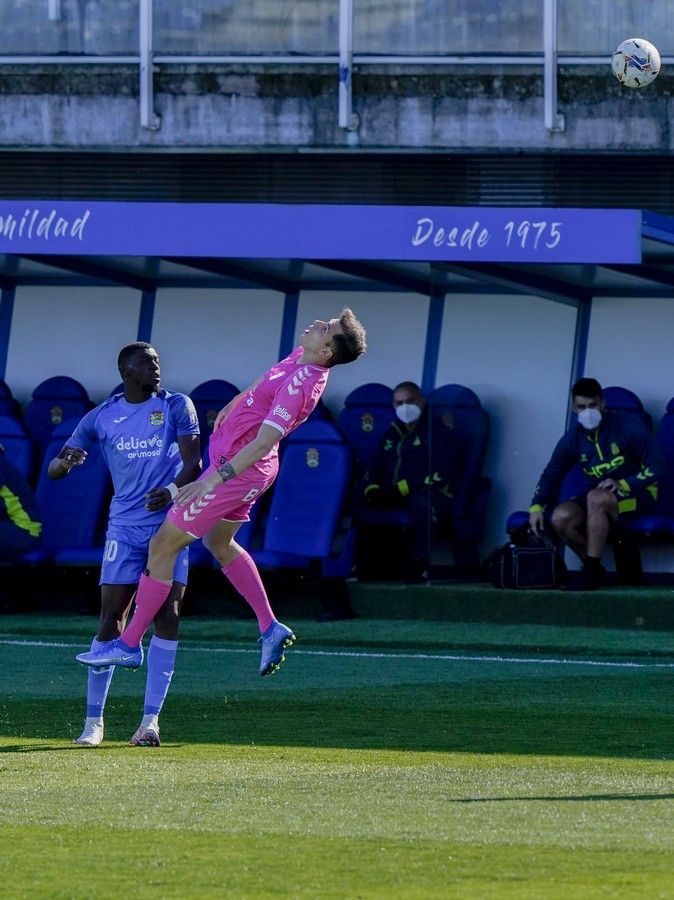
[166,461,278,540]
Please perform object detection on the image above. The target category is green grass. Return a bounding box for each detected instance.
[1,614,673,898]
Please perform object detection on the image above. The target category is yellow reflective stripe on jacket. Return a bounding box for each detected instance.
[0,485,42,538]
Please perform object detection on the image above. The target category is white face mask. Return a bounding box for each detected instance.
[396,403,422,425]
[577,408,602,430]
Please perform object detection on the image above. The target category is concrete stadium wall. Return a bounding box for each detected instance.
[1,66,674,151]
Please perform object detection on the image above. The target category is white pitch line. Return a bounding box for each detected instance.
[1,638,674,670]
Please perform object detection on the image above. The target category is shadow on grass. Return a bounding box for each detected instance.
[2,682,673,761]
[451,793,674,803]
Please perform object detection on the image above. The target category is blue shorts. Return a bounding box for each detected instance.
[100,523,189,587]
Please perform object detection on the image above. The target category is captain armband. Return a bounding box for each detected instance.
[217,461,236,483]
[528,504,545,513]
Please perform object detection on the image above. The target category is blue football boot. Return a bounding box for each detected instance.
[259,621,296,676]
[76,638,144,670]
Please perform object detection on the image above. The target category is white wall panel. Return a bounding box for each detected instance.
[436,293,578,556]
[298,291,429,416]
[584,295,674,424]
[152,288,283,395]
[6,285,141,404]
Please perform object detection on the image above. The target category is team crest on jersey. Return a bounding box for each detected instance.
[306,447,320,468]
[50,404,63,425]
[149,411,165,426]
[361,412,374,433]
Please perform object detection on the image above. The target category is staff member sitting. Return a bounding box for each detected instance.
[529,377,665,590]
[0,443,41,561]
[356,381,456,582]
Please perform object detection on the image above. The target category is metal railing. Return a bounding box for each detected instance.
[0,0,664,135]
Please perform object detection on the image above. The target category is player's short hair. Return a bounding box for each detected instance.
[393,381,424,399]
[329,307,367,367]
[118,341,155,371]
[571,377,603,399]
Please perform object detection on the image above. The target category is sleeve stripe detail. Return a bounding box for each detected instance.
[263,419,286,435]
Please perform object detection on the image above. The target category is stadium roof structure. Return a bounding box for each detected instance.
[2,204,674,306]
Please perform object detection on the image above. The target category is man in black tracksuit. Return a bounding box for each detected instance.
[358,381,456,581]
[0,444,41,561]
[529,377,665,590]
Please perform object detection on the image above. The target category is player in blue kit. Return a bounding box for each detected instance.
[48,342,202,747]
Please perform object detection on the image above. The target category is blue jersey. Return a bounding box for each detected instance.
[68,390,199,527]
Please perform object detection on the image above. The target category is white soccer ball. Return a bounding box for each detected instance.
[611,38,661,89]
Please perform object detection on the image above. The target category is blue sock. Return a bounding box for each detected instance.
[85,638,115,718]
[143,635,178,716]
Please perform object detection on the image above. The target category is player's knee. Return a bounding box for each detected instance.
[551,504,578,532]
[550,505,567,530]
[587,489,615,513]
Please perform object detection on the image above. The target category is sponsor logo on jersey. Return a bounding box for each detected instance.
[150,411,165,426]
[273,405,292,422]
[113,416,128,424]
[115,434,164,459]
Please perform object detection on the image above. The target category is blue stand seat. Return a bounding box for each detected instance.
[24,376,94,459]
[0,414,35,483]
[338,382,393,476]
[253,419,355,578]
[23,417,111,567]
[190,379,240,464]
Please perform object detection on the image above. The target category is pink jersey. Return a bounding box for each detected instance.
[208,346,329,472]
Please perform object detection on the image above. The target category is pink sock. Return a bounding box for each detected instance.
[221,552,275,633]
[121,573,172,648]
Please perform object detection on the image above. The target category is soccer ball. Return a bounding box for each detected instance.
[611,38,661,89]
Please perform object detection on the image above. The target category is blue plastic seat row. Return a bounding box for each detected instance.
[5,376,491,577]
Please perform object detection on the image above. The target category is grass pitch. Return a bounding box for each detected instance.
[0,613,673,898]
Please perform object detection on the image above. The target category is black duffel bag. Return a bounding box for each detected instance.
[486,525,567,589]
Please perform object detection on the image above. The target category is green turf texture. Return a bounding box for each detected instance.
[1,614,673,898]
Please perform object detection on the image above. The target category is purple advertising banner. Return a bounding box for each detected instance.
[0,202,642,263]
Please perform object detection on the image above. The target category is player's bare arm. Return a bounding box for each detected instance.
[47,445,88,480]
[145,433,203,511]
[174,423,279,507]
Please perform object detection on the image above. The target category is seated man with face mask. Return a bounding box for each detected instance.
[528,377,666,591]
[358,381,456,582]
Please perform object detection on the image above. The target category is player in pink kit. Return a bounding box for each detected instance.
[77,308,367,676]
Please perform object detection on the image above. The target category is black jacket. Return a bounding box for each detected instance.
[530,410,666,511]
[363,407,456,503]
[0,449,41,538]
